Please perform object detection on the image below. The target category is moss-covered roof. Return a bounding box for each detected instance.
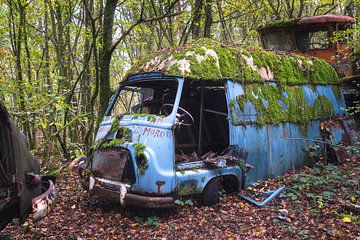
[258,18,300,29]
[127,39,339,85]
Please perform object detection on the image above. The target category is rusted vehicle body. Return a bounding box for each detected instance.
[257,15,360,115]
[78,39,356,208]
[0,103,56,230]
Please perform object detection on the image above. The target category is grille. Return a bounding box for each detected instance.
[92,148,131,182]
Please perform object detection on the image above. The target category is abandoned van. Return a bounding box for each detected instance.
[79,39,354,207]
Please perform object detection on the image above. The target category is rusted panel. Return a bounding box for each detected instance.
[298,15,355,25]
[32,180,56,221]
[226,80,348,183]
[321,117,359,163]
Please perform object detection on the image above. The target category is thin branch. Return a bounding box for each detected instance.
[111,9,184,53]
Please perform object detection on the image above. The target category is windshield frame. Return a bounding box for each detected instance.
[105,76,184,124]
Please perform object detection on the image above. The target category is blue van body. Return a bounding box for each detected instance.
[80,40,356,207]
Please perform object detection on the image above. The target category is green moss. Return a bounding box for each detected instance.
[118,126,132,140]
[131,114,157,122]
[332,85,342,100]
[312,96,334,119]
[178,183,198,195]
[111,115,121,132]
[229,83,337,132]
[102,139,125,149]
[260,18,300,29]
[127,38,339,86]
[133,143,148,175]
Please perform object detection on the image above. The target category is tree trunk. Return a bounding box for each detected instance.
[192,0,203,39]
[203,0,212,38]
[98,0,118,120]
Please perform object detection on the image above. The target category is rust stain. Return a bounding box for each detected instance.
[156,180,165,194]
[283,127,287,138]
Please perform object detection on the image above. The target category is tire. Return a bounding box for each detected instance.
[202,178,222,206]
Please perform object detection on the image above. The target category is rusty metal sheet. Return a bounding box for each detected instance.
[321,117,359,162]
[299,15,355,25]
[226,80,349,184]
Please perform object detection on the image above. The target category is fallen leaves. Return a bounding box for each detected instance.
[1,156,360,239]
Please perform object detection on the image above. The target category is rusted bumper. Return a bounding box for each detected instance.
[32,180,56,221]
[91,185,175,208]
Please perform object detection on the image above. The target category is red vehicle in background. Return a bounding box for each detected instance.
[258,15,359,109]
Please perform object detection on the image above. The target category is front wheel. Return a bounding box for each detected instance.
[202,178,222,206]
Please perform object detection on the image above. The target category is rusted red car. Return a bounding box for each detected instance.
[258,15,360,112]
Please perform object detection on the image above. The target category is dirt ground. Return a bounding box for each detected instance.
[2,156,360,239]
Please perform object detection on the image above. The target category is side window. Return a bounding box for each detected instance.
[296,27,330,51]
[263,31,295,51]
[334,24,351,44]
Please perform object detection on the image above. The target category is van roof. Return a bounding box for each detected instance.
[258,15,355,30]
[127,39,339,85]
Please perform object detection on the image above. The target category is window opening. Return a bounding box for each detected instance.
[175,81,229,165]
[296,27,330,51]
[263,31,295,51]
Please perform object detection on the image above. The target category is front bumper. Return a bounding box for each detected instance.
[89,177,174,208]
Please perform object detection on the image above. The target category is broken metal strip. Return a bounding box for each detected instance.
[238,185,286,207]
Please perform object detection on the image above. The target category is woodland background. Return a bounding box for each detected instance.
[0,0,359,170]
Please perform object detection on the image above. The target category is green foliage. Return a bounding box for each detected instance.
[286,161,359,210]
[174,198,194,207]
[218,189,227,201]
[131,114,157,122]
[338,213,360,222]
[134,216,160,227]
[133,142,148,175]
[101,139,126,148]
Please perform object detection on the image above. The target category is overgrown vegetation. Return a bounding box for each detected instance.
[229,83,338,127]
[133,142,148,175]
[129,39,339,86]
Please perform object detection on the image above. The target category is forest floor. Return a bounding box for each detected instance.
[2,155,360,239]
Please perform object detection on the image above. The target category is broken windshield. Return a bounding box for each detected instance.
[111,79,179,117]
